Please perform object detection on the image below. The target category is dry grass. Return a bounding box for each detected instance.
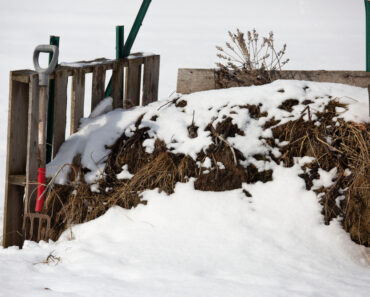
[216,29,289,88]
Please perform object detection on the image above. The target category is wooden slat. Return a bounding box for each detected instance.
[111,60,124,109]
[177,69,370,94]
[53,71,68,157]
[70,69,85,134]
[9,175,26,186]
[3,75,29,248]
[176,68,216,94]
[142,55,160,105]
[25,74,39,214]
[91,66,106,111]
[125,61,142,109]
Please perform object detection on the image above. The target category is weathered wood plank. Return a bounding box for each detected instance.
[3,75,29,248]
[111,60,124,109]
[9,175,26,186]
[52,71,68,157]
[177,69,370,94]
[25,74,39,214]
[91,66,106,111]
[177,68,216,94]
[275,70,370,88]
[125,61,142,109]
[142,55,160,106]
[70,69,85,134]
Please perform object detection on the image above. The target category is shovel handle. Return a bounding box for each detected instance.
[33,44,59,86]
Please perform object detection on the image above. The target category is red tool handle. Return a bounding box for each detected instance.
[35,168,46,212]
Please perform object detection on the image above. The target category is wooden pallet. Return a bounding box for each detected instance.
[2,54,160,248]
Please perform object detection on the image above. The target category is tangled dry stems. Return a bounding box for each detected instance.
[216,29,289,88]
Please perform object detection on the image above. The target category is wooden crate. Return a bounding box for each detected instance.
[2,54,160,248]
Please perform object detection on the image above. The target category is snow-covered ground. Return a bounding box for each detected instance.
[0,1,369,296]
[1,175,369,297]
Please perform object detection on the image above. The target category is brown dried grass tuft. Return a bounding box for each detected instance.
[266,100,369,246]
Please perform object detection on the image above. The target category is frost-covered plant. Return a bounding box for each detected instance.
[216,29,289,86]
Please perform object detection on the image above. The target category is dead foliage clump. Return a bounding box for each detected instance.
[264,100,370,246]
[45,114,273,240]
[215,29,289,88]
[43,97,369,247]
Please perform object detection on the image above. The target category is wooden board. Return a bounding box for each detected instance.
[111,60,124,109]
[2,75,29,248]
[177,68,216,94]
[91,66,106,111]
[177,69,370,94]
[53,71,69,157]
[70,69,85,134]
[142,55,160,106]
[125,61,142,109]
[25,74,39,214]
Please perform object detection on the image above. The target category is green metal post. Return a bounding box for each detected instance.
[46,36,59,163]
[366,0,370,72]
[105,0,152,97]
[122,0,152,57]
[116,25,125,59]
[105,26,125,97]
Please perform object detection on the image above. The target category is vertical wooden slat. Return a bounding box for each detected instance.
[125,61,142,109]
[24,74,39,215]
[70,69,85,134]
[52,71,68,157]
[142,55,160,105]
[111,60,124,109]
[91,66,106,111]
[3,73,29,248]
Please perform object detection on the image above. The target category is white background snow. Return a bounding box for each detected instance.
[0,1,369,296]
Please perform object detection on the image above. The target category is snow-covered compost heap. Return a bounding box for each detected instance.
[46,80,369,245]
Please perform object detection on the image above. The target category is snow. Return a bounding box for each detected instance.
[46,80,369,185]
[1,166,369,297]
[312,168,338,190]
[0,1,369,296]
[116,165,134,180]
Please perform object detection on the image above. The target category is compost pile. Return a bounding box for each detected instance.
[44,82,369,246]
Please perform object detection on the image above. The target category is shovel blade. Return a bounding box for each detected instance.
[23,213,51,242]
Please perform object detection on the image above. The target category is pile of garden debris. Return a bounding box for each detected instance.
[44,81,369,246]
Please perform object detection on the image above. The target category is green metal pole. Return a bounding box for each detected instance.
[105,0,152,97]
[365,0,370,72]
[105,26,125,97]
[122,0,152,57]
[46,35,59,163]
[116,25,125,59]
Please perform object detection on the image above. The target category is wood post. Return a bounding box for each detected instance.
[70,69,85,134]
[142,55,160,105]
[53,71,68,158]
[91,66,106,111]
[3,74,29,248]
[125,61,142,108]
[111,61,124,109]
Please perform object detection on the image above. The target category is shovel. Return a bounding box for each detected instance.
[23,45,59,242]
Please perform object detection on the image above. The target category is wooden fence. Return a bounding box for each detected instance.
[2,53,160,248]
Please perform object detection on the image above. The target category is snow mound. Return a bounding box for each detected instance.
[46,80,368,184]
